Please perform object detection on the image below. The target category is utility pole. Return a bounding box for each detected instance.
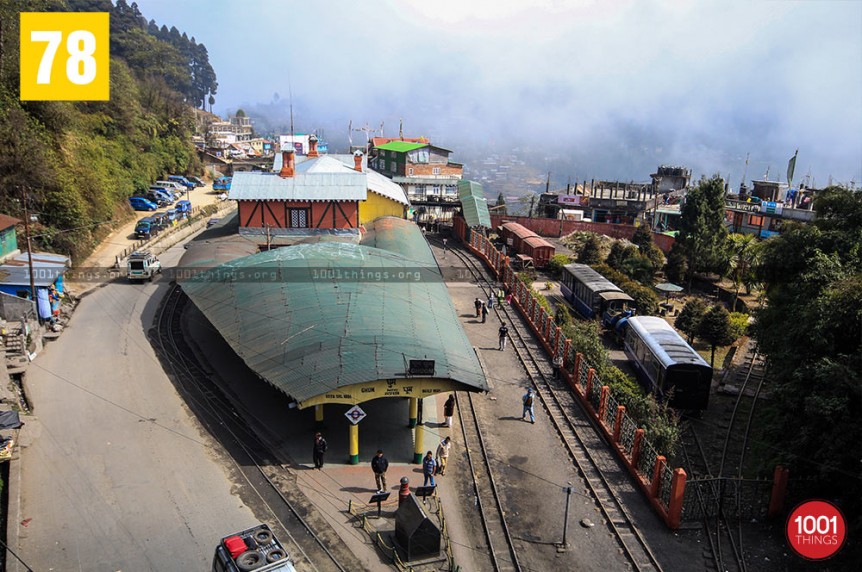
[20,187,38,319]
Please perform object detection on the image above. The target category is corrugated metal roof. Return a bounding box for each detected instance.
[0,214,21,231]
[0,252,71,287]
[457,180,491,228]
[375,141,428,153]
[392,176,460,186]
[501,222,539,240]
[230,168,367,202]
[366,168,410,206]
[181,218,486,404]
[564,263,625,294]
[627,316,710,369]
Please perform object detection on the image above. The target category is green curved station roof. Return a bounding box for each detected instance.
[457,180,492,228]
[181,217,487,405]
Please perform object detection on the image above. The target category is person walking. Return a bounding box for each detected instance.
[552,353,564,381]
[498,323,509,350]
[522,388,536,424]
[436,437,453,476]
[312,432,328,469]
[487,293,495,310]
[474,297,482,317]
[481,302,489,323]
[443,394,456,427]
[371,449,389,493]
[505,292,513,306]
[423,451,437,487]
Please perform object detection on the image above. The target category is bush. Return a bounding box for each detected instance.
[554,304,573,327]
[578,235,603,264]
[728,312,750,340]
[517,271,536,288]
[546,253,574,277]
[532,290,553,314]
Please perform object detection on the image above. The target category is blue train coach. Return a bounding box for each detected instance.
[560,263,634,325]
[622,316,712,410]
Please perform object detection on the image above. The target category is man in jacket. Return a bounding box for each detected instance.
[371,449,389,493]
[423,451,437,487]
[313,432,327,469]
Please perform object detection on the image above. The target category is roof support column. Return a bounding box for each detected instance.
[348,423,359,465]
[314,404,324,428]
[413,423,424,464]
[408,397,418,428]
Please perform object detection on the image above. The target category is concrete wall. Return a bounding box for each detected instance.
[0,291,35,322]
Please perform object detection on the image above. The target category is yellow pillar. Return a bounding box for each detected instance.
[413,423,424,464]
[314,404,324,426]
[408,397,418,428]
[349,423,359,465]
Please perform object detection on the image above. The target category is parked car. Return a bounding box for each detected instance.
[129,197,158,211]
[141,191,168,207]
[150,213,169,230]
[135,217,155,239]
[186,176,206,187]
[168,175,196,189]
[153,180,185,193]
[175,200,192,215]
[150,187,179,202]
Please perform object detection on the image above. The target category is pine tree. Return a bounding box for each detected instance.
[697,305,734,367]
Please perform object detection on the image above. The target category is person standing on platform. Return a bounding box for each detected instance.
[487,293,495,310]
[552,353,564,381]
[522,388,536,424]
[474,297,482,317]
[313,432,328,469]
[506,292,513,306]
[498,323,509,350]
[443,394,456,427]
[423,451,437,487]
[371,449,389,493]
[436,437,452,476]
[481,302,489,323]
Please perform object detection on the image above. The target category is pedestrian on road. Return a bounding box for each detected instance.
[522,388,536,424]
[443,394,456,427]
[313,432,328,469]
[436,437,452,476]
[371,449,389,493]
[423,451,437,487]
[552,353,564,381]
[474,297,482,318]
[481,302,489,323]
[498,323,509,350]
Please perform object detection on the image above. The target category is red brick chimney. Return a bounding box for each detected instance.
[307,134,319,158]
[279,148,295,178]
[353,150,363,172]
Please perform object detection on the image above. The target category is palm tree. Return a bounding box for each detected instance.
[727,233,759,310]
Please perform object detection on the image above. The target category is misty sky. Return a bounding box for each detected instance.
[132,0,862,187]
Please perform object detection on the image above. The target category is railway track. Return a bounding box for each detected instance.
[435,238,663,572]
[456,391,522,572]
[680,346,768,572]
[154,284,351,572]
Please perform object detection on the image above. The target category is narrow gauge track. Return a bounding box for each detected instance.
[154,283,350,572]
[434,238,663,572]
[680,349,767,572]
[455,390,522,572]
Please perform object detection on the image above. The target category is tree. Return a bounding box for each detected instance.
[678,175,729,288]
[676,298,707,343]
[664,241,688,284]
[578,235,602,264]
[698,305,734,367]
[631,223,652,250]
[727,233,759,310]
[606,241,628,269]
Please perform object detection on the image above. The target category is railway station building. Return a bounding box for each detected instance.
[179,145,488,463]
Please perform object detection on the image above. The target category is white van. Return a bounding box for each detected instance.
[153,180,184,192]
[127,251,162,282]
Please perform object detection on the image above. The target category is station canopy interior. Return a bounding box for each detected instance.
[179,217,488,408]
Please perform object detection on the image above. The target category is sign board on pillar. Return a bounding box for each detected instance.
[345,405,366,425]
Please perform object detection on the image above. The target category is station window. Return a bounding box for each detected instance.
[749,215,763,226]
[408,168,414,175]
[432,167,441,175]
[289,209,309,228]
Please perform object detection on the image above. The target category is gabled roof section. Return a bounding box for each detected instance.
[181,218,487,404]
[0,214,20,231]
[231,157,367,202]
[375,141,428,153]
[458,180,492,228]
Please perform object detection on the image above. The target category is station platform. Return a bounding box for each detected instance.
[181,236,702,571]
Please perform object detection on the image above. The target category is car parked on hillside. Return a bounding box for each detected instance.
[153,180,185,193]
[127,251,161,282]
[129,197,158,211]
[175,200,192,215]
[135,217,156,239]
[168,175,196,189]
[186,175,206,187]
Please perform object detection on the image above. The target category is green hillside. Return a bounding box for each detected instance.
[0,0,217,259]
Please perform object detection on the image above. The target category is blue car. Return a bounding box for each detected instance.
[129,197,158,211]
[175,200,192,214]
[168,175,196,189]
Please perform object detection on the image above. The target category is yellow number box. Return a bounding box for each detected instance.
[20,12,110,101]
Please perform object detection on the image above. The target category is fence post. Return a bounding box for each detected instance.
[573,352,583,389]
[613,405,625,442]
[599,386,609,421]
[768,465,790,518]
[651,455,666,498]
[585,368,595,397]
[544,315,553,341]
[631,428,645,467]
[667,468,687,529]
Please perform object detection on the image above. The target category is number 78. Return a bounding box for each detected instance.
[30,29,97,85]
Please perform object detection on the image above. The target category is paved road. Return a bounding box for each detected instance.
[11,238,258,571]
